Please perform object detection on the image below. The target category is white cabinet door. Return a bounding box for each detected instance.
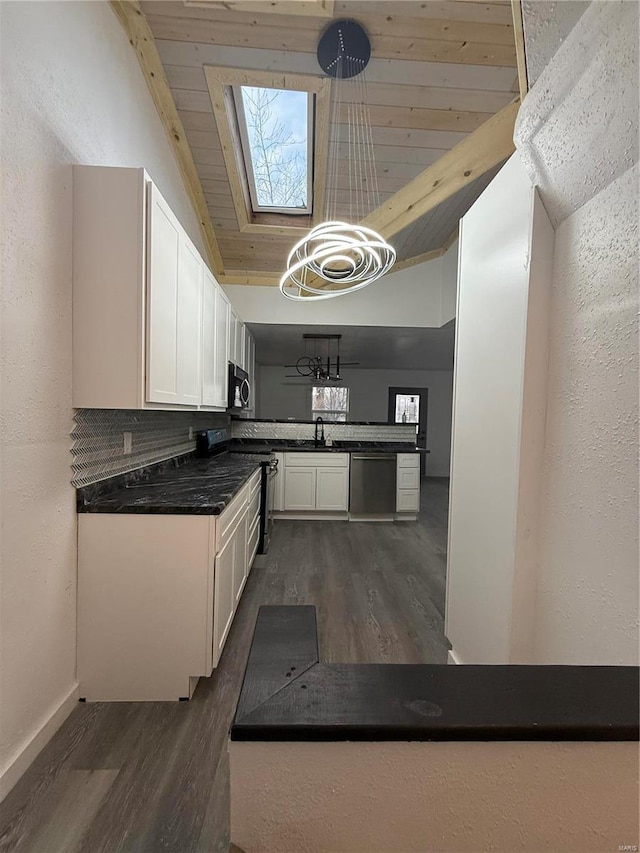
[236,319,246,369]
[316,467,349,511]
[284,468,317,510]
[232,509,248,605]
[273,453,285,511]
[247,515,260,572]
[214,284,229,408]
[177,235,203,406]
[146,183,202,407]
[147,185,180,404]
[228,308,237,366]
[244,330,251,379]
[213,532,235,667]
[247,333,256,412]
[202,270,229,409]
[201,268,217,407]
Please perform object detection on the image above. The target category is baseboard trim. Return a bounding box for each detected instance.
[447,649,463,665]
[274,512,349,521]
[0,682,79,802]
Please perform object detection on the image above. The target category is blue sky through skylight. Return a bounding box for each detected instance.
[238,86,309,211]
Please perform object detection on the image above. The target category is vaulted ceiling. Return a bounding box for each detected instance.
[114,0,523,284]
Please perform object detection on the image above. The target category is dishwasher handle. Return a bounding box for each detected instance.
[351,454,396,460]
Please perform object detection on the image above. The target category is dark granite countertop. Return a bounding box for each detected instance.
[78,453,261,515]
[232,606,640,742]
[232,418,402,426]
[229,440,420,454]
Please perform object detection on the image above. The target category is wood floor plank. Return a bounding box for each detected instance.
[15,770,119,853]
[0,478,450,852]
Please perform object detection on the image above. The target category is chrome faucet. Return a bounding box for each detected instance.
[314,416,325,447]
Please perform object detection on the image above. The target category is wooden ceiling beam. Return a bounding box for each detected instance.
[109,0,224,277]
[510,0,529,100]
[360,98,520,240]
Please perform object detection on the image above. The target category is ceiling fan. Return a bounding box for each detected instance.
[284,334,359,382]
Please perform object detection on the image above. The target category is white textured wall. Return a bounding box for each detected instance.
[514,0,639,665]
[256,367,453,476]
[231,740,639,852]
[533,164,639,665]
[440,239,458,325]
[522,0,589,86]
[516,0,638,226]
[0,0,206,796]
[224,252,455,329]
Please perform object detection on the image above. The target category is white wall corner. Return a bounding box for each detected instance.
[515,0,639,226]
[0,683,79,802]
[439,238,459,326]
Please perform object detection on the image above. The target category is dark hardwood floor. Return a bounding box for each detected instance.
[0,478,450,853]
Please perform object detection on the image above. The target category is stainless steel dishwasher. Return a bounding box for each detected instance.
[349,453,397,514]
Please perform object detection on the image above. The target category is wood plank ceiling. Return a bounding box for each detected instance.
[137,0,519,282]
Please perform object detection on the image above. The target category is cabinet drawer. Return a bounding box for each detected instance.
[397,469,420,489]
[397,489,420,512]
[285,452,349,467]
[216,483,249,552]
[397,453,420,468]
[248,485,261,529]
[247,515,260,570]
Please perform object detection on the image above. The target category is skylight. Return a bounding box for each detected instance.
[233,85,312,215]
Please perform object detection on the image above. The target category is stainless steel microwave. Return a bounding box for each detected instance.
[228,363,250,409]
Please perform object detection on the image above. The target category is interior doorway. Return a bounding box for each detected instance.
[387,387,428,475]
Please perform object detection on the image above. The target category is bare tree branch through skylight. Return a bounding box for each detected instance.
[238,86,309,211]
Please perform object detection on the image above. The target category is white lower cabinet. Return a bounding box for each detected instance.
[284,467,317,510]
[282,453,349,512]
[78,468,261,701]
[396,453,420,514]
[316,467,349,510]
[233,510,248,606]
[213,527,236,668]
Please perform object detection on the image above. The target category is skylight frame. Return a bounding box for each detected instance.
[232,84,314,216]
[203,66,330,236]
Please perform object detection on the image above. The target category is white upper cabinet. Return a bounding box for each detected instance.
[202,267,230,409]
[72,165,235,411]
[214,285,230,408]
[228,307,237,367]
[146,185,180,404]
[201,267,217,408]
[227,309,246,370]
[246,332,256,412]
[176,236,203,406]
[147,184,202,406]
[236,318,246,370]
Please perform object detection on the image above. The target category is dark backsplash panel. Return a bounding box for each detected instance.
[71,409,230,486]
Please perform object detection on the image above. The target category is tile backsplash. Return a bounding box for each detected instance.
[71,409,229,487]
[231,420,415,443]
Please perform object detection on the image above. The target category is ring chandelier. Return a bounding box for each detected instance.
[279,20,396,302]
